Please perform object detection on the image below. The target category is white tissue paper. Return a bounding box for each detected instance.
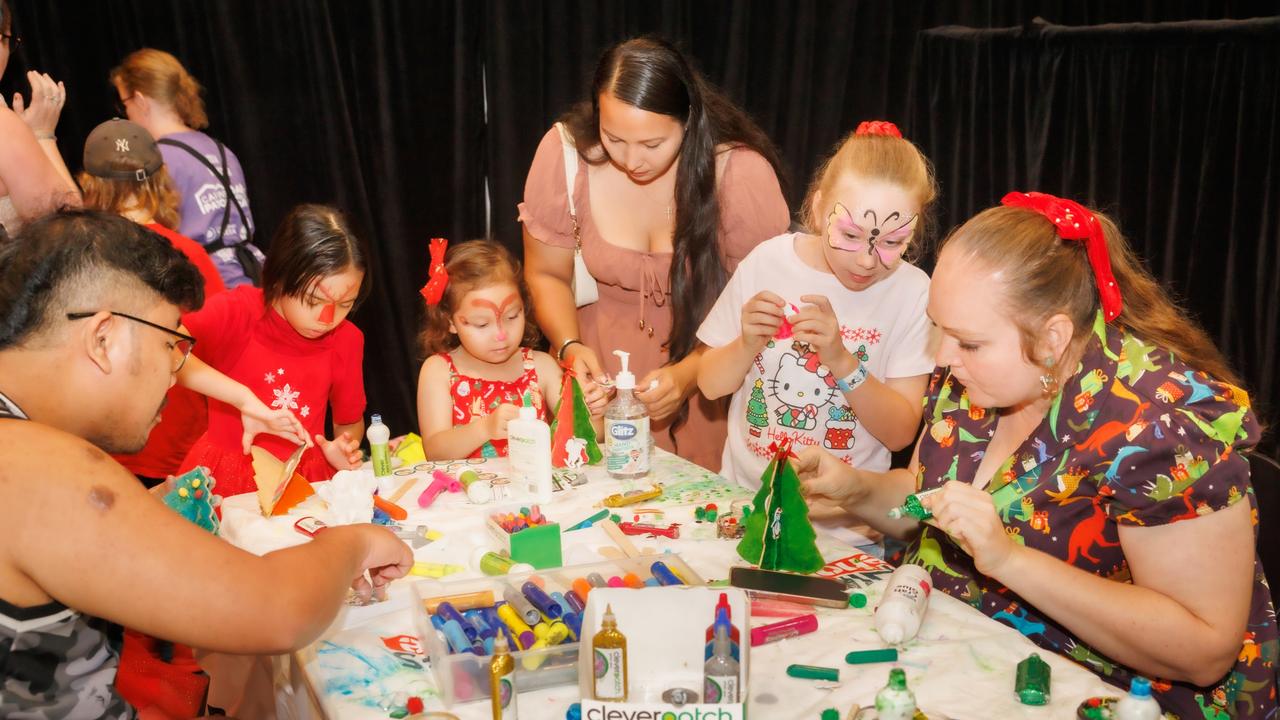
[316,468,379,525]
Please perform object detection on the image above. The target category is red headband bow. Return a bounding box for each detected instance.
[419,237,449,305]
[1000,192,1123,322]
[855,120,902,138]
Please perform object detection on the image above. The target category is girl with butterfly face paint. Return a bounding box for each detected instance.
[696,122,939,489]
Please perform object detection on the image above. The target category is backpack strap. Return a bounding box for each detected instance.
[156,138,251,249]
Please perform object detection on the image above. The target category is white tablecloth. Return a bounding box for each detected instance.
[219,450,1118,719]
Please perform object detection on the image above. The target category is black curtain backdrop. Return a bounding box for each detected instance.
[4,1,1277,454]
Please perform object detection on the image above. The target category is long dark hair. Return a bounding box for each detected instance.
[562,36,784,432]
[563,37,783,360]
[261,204,371,309]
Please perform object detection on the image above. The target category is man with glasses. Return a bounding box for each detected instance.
[0,210,411,717]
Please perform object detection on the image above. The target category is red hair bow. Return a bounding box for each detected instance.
[1000,192,1123,322]
[855,120,902,138]
[419,237,449,305]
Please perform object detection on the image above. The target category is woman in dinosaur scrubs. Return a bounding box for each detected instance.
[799,193,1275,718]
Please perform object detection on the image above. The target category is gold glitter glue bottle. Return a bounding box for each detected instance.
[592,604,628,701]
[489,631,518,719]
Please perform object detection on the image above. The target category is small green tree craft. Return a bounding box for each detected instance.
[736,438,824,573]
[551,368,603,467]
[746,379,768,437]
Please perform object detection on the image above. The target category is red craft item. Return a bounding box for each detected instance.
[1001,191,1123,322]
[419,237,450,305]
[617,521,681,539]
[855,120,902,138]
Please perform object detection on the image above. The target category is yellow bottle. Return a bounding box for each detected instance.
[592,604,628,701]
[490,631,518,719]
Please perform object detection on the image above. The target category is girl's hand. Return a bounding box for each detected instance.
[317,432,362,471]
[636,367,684,422]
[565,343,611,413]
[485,403,521,440]
[237,396,309,453]
[922,482,1019,576]
[740,291,785,354]
[790,294,856,378]
[12,71,66,138]
[796,446,865,507]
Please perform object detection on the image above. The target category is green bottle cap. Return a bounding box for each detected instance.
[787,664,840,682]
[821,709,839,720]
[848,592,868,608]
[888,667,908,690]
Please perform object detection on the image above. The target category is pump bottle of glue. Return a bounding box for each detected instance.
[604,350,649,479]
[875,563,932,645]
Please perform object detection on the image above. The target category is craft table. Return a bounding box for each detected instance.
[219,450,1118,719]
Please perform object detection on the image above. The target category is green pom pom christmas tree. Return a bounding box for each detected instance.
[550,368,602,467]
[736,438,824,573]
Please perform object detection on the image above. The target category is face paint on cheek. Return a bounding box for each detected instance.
[318,303,336,324]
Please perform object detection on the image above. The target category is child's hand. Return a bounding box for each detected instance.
[739,291,786,353]
[317,432,362,471]
[238,396,310,454]
[790,294,856,378]
[485,404,521,440]
[636,367,685,422]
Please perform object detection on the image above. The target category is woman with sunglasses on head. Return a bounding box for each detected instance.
[0,0,79,235]
[111,48,263,288]
[797,193,1275,717]
[520,36,789,472]
[697,122,937,488]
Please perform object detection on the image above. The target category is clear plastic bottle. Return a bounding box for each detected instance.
[1113,677,1162,720]
[604,350,649,479]
[703,608,740,704]
[367,414,391,478]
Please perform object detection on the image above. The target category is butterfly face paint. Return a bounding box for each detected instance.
[825,202,916,267]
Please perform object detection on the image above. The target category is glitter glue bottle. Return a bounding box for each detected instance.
[874,668,917,720]
[703,608,740,704]
[875,563,932,645]
[604,350,649,480]
[489,631,518,719]
[592,604,628,701]
[704,592,741,660]
[507,392,552,503]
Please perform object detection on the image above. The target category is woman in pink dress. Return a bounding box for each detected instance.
[521,37,790,471]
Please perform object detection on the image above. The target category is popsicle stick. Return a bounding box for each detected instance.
[387,476,418,504]
[598,519,642,559]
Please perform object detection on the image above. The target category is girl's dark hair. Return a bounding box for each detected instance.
[419,239,540,358]
[561,36,785,434]
[261,204,371,309]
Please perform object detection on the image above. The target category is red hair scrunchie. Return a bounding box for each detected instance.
[854,120,903,138]
[1000,191,1123,322]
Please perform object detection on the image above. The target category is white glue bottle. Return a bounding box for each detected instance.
[604,350,649,479]
[507,393,552,503]
[874,563,933,645]
[367,414,397,495]
[1113,677,1162,720]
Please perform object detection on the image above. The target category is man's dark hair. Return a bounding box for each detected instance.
[0,209,205,350]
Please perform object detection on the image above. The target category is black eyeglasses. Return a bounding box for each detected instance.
[66,311,197,372]
[114,92,135,117]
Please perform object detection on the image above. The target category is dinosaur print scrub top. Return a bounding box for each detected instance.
[904,311,1276,719]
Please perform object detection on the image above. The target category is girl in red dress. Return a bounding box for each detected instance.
[416,239,574,459]
[177,204,368,497]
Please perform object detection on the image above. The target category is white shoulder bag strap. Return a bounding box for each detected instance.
[555,122,598,307]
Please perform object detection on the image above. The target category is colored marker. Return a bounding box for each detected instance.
[571,579,594,601]
[424,589,495,614]
[440,619,477,655]
[434,602,475,641]
[566,508,609,531]
[521,581,563,619]
[787,664,839,681]
[503,584,542,625]
[845,648,899,664]
[650,561,683,586]
[495,603,536,650]
[587,572,608,588]
[750,614,818,646]
[564,589,587,614]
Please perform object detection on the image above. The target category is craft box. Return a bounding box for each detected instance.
[484,502,563,569]
[412,555,705,707]
[578,586,750,719]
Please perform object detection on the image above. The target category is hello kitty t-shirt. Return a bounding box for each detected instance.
[697,233,934,488]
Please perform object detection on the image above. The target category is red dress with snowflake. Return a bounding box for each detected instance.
[178,286,366,498]
[442,348,545,458]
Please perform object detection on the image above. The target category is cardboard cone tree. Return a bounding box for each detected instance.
[736,438,824,573]
[550,367,602,467]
